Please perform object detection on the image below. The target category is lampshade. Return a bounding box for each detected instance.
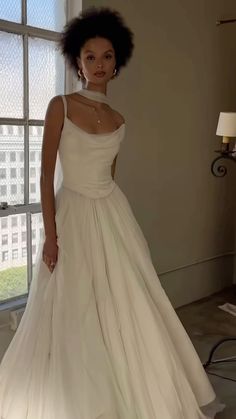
[216,112,236,136]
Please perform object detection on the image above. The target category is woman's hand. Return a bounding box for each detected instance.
[42,237,58,273]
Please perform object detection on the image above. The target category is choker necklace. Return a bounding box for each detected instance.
[77,88,109,105]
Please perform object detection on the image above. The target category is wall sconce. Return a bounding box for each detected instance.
[211,112,236,177]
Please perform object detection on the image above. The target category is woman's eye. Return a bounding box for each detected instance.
[86,55,113,61]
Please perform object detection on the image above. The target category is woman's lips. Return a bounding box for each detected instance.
[94,72,105,77]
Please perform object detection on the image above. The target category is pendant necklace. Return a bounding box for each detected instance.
[76,88,110,125]
[92,107,102,124]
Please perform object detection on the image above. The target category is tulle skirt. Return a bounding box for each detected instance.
[0,184,225,418]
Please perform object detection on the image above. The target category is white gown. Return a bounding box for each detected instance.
[0,92,225,419]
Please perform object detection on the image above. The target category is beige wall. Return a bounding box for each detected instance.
[79,0,236,307]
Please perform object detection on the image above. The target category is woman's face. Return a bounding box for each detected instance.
[77,37,116,85]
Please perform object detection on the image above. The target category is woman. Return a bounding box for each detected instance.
[0,6,225,419]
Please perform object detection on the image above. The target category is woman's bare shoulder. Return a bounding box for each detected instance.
[110,108,126,126]
[44,95,64,130]
[46,95,64,112]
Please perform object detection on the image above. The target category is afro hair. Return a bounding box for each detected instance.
[58,6,135,80]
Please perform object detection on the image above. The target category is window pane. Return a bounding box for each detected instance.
[27,0,66,32]
[0,32,23,118]
[0,168,6,179]
[31,213,43,266]
[29,37,64,119]
[12,248,18,259]
[0,215,27,300]
[0,0,21,23]
[12,232,18,243]
[0,125,24,205]
[29,126,43,203]
[2,234,8,245]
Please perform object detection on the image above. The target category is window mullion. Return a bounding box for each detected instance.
[22,0,26,26]
[23,32,29,207]
[23,28,31,289]
[0,20,60,42]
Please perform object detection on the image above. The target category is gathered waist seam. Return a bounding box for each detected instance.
[61,182,117,199]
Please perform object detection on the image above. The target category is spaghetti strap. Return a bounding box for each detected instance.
[61,95,67,119]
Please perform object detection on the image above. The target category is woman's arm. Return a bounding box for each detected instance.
[40,96,64,241]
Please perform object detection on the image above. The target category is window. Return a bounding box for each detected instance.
[37,126,43,136]
[12,232,18,244]
[12,249,18,259]
[2,234,8,245]
[0,168,6,179]
[10,151,16,162]
[29,126,33,136]
[0,0,66,304]
[30,167,36,177]
[0,185,7,195]
[22,247,27,258]
[10,168,17,178]
[30,151,36,162]
[0,151,6,162]
[11,216,18,228]
[30,183,36,193]
[11,184,17,194]
[2,251,8,262]
[1,218,8,229]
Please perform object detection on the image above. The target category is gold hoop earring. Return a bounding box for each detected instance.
[78,69,84,79]
[112,68,117,79]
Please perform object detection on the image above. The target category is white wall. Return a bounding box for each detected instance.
[78,0,236,307]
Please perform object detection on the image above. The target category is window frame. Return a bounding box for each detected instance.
[0,0,71,309]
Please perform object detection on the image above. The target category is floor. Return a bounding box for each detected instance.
[177,285,236,418]
[0,286,236,417]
